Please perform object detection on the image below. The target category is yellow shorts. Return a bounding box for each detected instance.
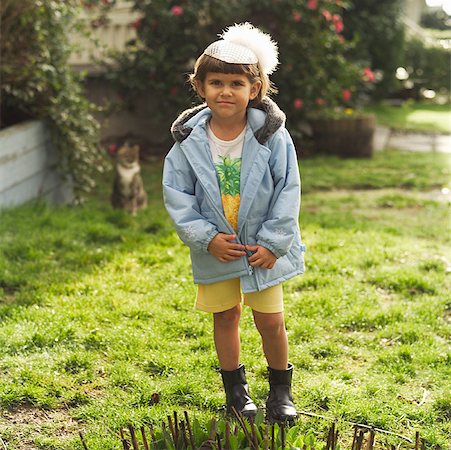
[196,278,283,314]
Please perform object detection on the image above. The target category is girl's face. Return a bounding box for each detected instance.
[197,72,261,124]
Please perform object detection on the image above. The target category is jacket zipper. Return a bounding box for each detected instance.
[199,175,256,278]
[243,222,258,284]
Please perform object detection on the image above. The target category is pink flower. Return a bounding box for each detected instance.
[131,18,142,29]
[322,9,332,21]
[334,20,344,33]
[293,98,303,109]
[342,89,352,102]
[292,11,302,22]
[337,34,345,43]
[171,5,184,16]
[363,67,376,83]
[307,0,318,10]
[107,144,117,155]
[315,98,326,106]
[332,14,344,33]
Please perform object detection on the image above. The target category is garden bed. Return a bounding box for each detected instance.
[0,120,73,209]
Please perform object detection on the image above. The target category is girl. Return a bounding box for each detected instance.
[163,23,305,421]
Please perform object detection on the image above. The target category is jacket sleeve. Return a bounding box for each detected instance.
[256,128,301,258]
[162,144,218,253]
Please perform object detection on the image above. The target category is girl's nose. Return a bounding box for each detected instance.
[220,85,232,96]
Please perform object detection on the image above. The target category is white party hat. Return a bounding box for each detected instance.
[203,23,279,75]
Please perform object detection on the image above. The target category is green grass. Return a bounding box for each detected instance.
[365,101,451,133]
[0,150,450,449]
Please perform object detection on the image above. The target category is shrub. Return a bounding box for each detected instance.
[403,37,451,97]
[0,0,109,199]
[342,0,405,99]
[105,0,375,137]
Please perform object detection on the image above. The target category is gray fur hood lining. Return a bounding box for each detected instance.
[170,97,286,145]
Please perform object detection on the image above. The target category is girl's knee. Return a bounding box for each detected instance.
[214,304,241,327]
[253,311,285,335]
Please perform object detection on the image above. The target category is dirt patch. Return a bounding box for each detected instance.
[0,406,81,450]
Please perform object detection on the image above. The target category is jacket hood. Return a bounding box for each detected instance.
[170,97,286,145]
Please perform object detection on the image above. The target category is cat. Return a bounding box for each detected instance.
[111,142,148,215]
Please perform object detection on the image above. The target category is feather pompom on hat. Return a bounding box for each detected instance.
[203,23,279,75]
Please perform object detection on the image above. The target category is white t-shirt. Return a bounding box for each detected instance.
[207,124,246,163]
[207,124,246,231]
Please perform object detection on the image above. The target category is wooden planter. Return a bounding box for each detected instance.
[0,120,74,209]
[309,115,376,157]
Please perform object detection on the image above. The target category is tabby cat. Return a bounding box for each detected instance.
[111,142,148,215]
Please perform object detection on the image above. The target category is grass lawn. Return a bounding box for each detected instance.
[365,101,451,134]
[0,150,450,449]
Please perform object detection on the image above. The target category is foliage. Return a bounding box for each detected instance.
[342,0,405,99]
[0,0,110,199]
[116,410,323,450]
[0,150,450,448]
[104,0,376,136]
[421,8,451,30]
[402,38,451,97]
[364,101,451,133]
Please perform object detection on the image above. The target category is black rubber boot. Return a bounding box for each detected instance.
[221,364,258,418]
[266,363,297,422]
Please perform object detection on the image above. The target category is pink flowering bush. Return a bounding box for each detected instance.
[106,0,377,137]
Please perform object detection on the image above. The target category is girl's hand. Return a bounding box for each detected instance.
[246,245,277,269]
[208,233,247,262]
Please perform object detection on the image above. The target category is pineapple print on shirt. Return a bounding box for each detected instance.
[207,124,246,232]
[215,155,241,231]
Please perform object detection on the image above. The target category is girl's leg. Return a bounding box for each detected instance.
[213,303,242,370]
[252,310,288,370]
[253,309,296,421]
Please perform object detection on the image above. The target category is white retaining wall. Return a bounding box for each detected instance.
[0,120,73,209]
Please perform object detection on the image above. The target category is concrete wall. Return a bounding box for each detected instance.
[0,121,73,209]
[68,2,172,151]
[69,0,140,73]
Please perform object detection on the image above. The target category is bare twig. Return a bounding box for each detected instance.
[180,420,189,449]
[141,426,150,450]
[250,417,258,449]
[184,411,196,450]
[79,431,89,450]
[297,410,413,443]
[415,431,421,450]
[216,432,223,450]
[366,429,375,450]
[225,420,231,450]
[120,428,131,450]
[334,427,339,450]
[168,415,177,447]
[281,422,286,449]
[0,435,7,450]
[128,425,140,450]
[208,417,217,442]
[356,430,365,450]
[230,407,257,450]
[351,426,358,450]
[149,423,157,444]
[174,411,179,446]
[326,423,334,450]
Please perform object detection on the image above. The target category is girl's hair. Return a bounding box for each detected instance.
[189,54,276,106]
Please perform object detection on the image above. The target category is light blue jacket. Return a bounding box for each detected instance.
[162,98,305,293]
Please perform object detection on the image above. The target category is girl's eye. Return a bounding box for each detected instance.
[232,81,245,86]
[209,80,222,86]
